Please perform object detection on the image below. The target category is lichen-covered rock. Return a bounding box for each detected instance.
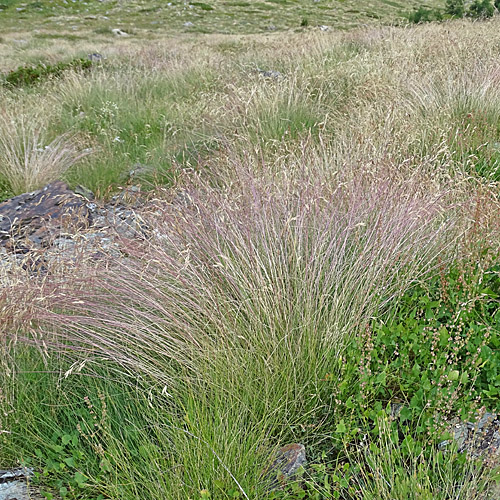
[0,183,149,280]
[0,181,91,249]
[438,412,500,462]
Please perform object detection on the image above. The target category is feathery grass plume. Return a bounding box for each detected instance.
[0,109,89,195]
[38,155,464,495]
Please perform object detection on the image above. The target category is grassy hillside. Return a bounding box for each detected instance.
[1,5,500,500]
[0,0,441,37]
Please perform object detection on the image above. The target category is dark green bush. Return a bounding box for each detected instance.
[446,0,465,17]
[408,6,443,23]
[468,0,495,18]
[3,58,92,88]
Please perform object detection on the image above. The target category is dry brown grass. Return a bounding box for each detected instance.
[0,108,89,195]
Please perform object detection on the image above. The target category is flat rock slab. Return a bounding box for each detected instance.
[0,479,29,500]
[0,482,46,500]
[0,181,90,249]
[0,468,45,500]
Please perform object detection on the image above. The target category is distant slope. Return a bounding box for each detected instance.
[0,0,442,35]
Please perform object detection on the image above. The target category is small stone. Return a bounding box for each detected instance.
[0,181,91,249]
[87,52,103,62]
[438,412,500,459]
[0,480,30,500]
[453,422,469,451]
[257,68,282,79]
[0,467,34,481]
[472,412,497,432]
[264,443,306,490]
[390,402,404,419]
[111,28,129,37]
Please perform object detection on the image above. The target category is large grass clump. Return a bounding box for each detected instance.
[21,154,462,498]
[0,108,88,196]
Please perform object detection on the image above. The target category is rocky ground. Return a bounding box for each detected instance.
[0,181,151,286]
[0,468,44,500]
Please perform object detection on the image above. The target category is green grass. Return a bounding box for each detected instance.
[54,66,221,193]
[1,349,183,500]
[0,0,442,37]
[3,252,499,499]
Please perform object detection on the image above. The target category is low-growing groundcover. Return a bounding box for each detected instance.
[2,58,92,88]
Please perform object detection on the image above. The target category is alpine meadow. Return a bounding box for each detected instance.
[1,1,500,499]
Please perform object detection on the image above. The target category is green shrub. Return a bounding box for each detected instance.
[468,0,495,18]
[408,7,443,24]
[445,0,465,17]
[3,58,92,88]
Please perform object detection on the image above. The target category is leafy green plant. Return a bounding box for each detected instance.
[407,6,442,23]
[3,58,92,88]
[445,0,465,17]
[468,0,495,18]
[326,254,500,457]
[29,430,96,500]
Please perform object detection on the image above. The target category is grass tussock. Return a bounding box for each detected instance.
[0,108,89,195]
[33,154,465,497]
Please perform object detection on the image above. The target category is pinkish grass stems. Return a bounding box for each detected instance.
[37,160,466,496]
